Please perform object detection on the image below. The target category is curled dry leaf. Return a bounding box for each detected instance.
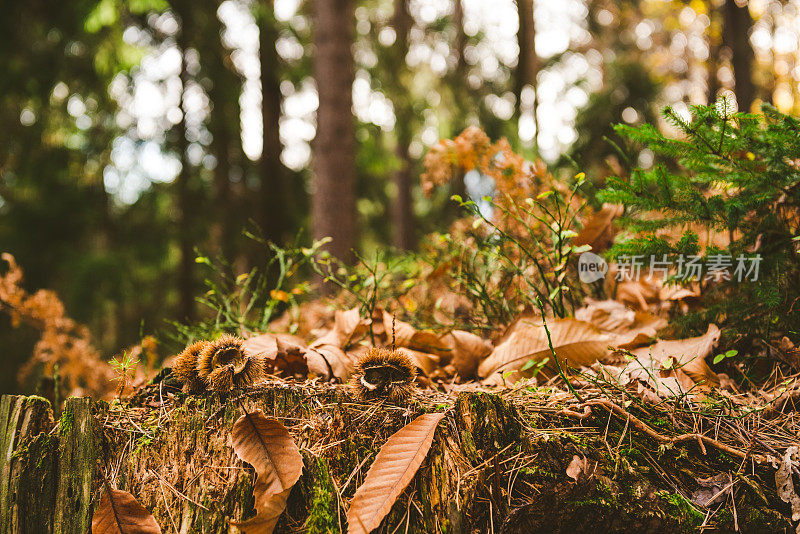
[442,330,493,378]
[310,307,368,349]
[575,299,665,352]
[573,203,623,253]
[242,333,309,377]
[230,410,303,533]
[307,343,356,381]
[629,324,720,387]
[478,318,612,385]
[229,489,291,534]
[565,455,593,482]
[396,347,439,376]
[92,486,162,534]
[382,311,451,358]
[775,446,800,528]
[347,412,445,534]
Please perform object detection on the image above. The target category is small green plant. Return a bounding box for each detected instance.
[600,100,800,342]
[450,172,590,321]
[110,350,138,398]
[169,235,328,345]
[713,349,738,365]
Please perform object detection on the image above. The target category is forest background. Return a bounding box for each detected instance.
[2,0,799,394]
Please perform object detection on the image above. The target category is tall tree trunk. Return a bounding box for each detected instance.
[722,0,755,112]
[514,0,539,151]
[391,142,415,250]
[390,0,415,251]
[260,2,289,246]
[204,14,242,265]
[450,0,469,135]
[174,9,195,321]
[312,0,356,262]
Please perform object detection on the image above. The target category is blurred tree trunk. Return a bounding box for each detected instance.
[450,0,469,135]
[391,0,415,251]
[722,0,755,112]
[514,0,539,151]
[312,0,356,262]
[174,6,196,321]
[259,2,289,246]
[203,13,243,264]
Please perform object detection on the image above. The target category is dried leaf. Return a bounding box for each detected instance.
[347,412,445,534]
[629,324,720,387]
[232,410,303,495]
[478,318,612,385]
[229,488,291,534]
[396,347,439,376]
[442,330,493,378]
[382,311,451,357]
[242,333,309,377]
[565,455,591,482]
[307,343,357,380]
[775,446,800,527]
[91,487,162,534]
[573,203,623,253]
[231,411,303,532]
[311,307,368,349]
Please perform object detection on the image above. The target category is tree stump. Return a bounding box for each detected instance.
[0,385,794,533]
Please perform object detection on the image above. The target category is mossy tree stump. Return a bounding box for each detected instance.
[0,386,794,533]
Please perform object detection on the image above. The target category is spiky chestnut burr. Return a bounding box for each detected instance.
[172,341,210,393]
[197,334,263,393]
[351,347,417,404]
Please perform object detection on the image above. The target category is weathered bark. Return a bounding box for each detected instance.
[722,0,755,112]
[312,0,357,263]
[1,387,793,533]
[0,396,96,534]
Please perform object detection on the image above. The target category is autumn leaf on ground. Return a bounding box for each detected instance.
[310,307,368,349]
[442,330,493,378]
[230,410,303,533]
[478,318,612,385]
[629,324,720,387]
[347,412,445,534]
[92,486,161,534]
[573,203,623,253]
[575,299,665,350]
[307,343,357,380]
[242,333,309,377]
[775,446,800,526]
[381,311,451,357]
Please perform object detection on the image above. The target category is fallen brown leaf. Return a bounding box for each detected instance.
[347,412,445,534]
[229,489,291,534]
[382,311,451,357]
[629,324,720,387]
[396,347,440,376]
[307,343,356,380]
[565,455,593,482]
[775,446,800,526]
[573,203,623,253]
[231,411,303,533]
[242,333,309,377]
[479,318,612,385]
[91,486,162,534]
[442,330,493,378]
[311,307,368,349]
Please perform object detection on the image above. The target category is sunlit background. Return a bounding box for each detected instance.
[2,0,799,393]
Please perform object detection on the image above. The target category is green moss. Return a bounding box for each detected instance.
[657,491,705,527]
[304,456,340,534]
